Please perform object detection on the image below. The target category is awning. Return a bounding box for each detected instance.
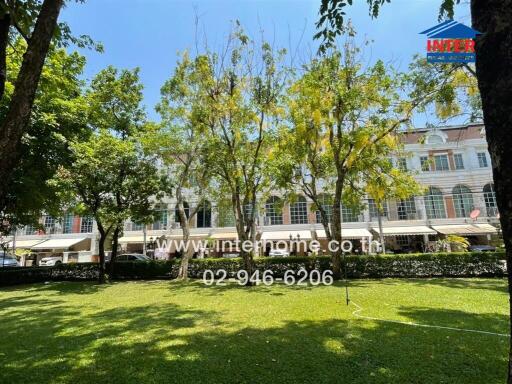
[260,230,312,241]
[432,223,497,235]
[372,226,436,236]
[316,228,372,239]
[31,238,88,250]
[5,239,46,249]
[118,235,145,244]
[210,232,238,240]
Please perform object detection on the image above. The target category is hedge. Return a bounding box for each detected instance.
[183,251,507,279]
[0,251,507,287]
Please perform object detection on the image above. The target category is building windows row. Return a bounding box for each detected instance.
[414,152,489,172]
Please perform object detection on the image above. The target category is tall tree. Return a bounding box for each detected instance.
[0,40,89,233]
[0,0,99,226]
[275,43,419,277]
[183,25,288,282]
[0,0,64,204]
[58,67,163,283]
[316,1,512,380]
[315,0,512,384]
[153,52,212,280]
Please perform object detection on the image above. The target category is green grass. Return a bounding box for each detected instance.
[0,279,509,384]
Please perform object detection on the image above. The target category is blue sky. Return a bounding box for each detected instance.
[61,0,471,125]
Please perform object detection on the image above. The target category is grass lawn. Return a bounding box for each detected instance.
[0,279,509,384]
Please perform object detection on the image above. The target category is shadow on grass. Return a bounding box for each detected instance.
[0,281,509,384]
[346,277,509,294]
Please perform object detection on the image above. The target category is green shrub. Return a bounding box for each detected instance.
[0,251,507,287]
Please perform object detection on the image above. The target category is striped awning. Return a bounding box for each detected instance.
[372,226,436,236]
[316,228,372,239]
[432,224,497,235]
[260,230,312,241]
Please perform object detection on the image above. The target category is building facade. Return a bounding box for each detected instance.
[2,123,500,263]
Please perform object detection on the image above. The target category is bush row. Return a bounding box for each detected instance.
[184,251,507,279]
[0,251,507,287]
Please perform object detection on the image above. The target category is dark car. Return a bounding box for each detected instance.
[468,245,496,252]
[0,251,19,268]
[114,253,152,262]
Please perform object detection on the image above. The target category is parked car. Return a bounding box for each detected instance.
[115,253,152,262]
[468,245,496,252]
[39,256,63,266]
[0,251,19,268]
[269,249,290,257]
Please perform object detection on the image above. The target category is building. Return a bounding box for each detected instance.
[1,123,500,263]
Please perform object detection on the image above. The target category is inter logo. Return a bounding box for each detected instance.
[420,20,481,63]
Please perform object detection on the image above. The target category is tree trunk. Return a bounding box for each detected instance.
[177,194,193,280]
[0,0,64,204]
[108,225,121,276]
[0,11,11,100]
[330,178,344,280]
[471,2,512,382]
[232,192,255,286]
[97,226,107,284]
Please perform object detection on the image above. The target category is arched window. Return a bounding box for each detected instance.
[397,197,417,220]
[290,196,308,224]
[265,196,283,225]
[424,187,446,219]
[427,134,444,144]
[175,201,190,223]
[452,185,474,218]
[315,194,333,224]
[483,184,498,217]
[197,200,212,228]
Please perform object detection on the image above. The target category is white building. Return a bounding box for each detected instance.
[2,123,499,263]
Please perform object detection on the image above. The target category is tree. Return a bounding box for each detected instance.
[153,52,212,279]
[316,1,512,381]
[0,39,89,234]
[58,67,164,283]
[178,25,288,282]
[0,0,65,205]
[275,42,419,277]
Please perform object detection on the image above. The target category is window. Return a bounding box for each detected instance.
[396,235,410,246]
[452,185,474,218]
[62,213,74,234]
[290,196,308,224]
[434,154,449,171]
[341,205,360,222]
[427,134,443,144]
[453,153,464,170]
[152,208,169,230]
[368,199,388,220]
[315,195,333,224]
[420,156,430,171]
[24,224,36,235]
[397,197,417,220]
[44,215,55,233]
[196,201,212,228]
[265,196,283,225]
[80,217,93,233]
[217,200,236,227]
[131,222,144,231]
[424,187,446,219]
[483,184,498,217]
[477,152,488,168]
[397,158,407,171]
[174,202,190,223]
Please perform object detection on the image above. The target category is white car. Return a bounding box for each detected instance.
[39,256,63,266]
[269,249,290,257]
